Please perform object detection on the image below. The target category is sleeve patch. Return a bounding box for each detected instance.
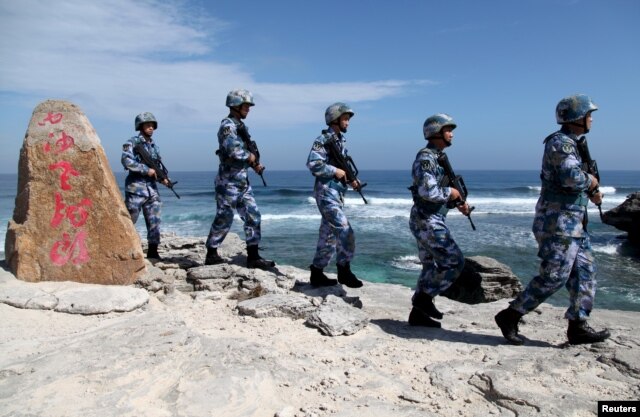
[222,126,233,136]
[561,143,574,154]
[312,141,324,151]
[421,160,434,171]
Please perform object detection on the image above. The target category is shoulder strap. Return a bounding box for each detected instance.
[416,146,438,158]
[543,131,560,144]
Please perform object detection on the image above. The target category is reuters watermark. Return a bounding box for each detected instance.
[598,401,639,417]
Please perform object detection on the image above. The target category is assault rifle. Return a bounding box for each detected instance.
[236,123,267,186]
[324,133,368,204]
[576,136,603,219]
[133,144,180,199]
[437,152,476,230]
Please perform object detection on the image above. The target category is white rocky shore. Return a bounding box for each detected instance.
[0,233,638,417]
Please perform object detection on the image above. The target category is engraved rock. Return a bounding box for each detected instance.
[4,100,145,284]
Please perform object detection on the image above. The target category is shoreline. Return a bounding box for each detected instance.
[1,234,638,417]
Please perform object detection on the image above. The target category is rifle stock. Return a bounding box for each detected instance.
[133,144,180,199]
[437,153,476,230]
[324,135,368,204]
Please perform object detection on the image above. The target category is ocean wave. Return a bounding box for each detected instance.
[592,243,621,255]
[523,185,617,194]
[390,255,422,271]
[270,188,311,196]
[262,213,321,221]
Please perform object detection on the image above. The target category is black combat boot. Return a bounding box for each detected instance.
[336,263,364,288]
[204,247,224,265]
[413,291,443,320]
[408,307,441,328]
[309,265,338,287]
[567,320,611,345]
[246,245,275,270]
[495,307,525,345]
[147,243,161,260]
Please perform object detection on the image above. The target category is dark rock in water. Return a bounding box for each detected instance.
[602,192,640,245]
[442,256,523,304]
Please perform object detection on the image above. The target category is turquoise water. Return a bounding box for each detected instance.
[2,170,639,311]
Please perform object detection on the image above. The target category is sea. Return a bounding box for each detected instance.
[1,170,639,311]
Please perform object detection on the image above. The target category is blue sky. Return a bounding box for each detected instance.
[0,0,638,173]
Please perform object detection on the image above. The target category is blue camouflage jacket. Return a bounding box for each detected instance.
[121,135,161,196]
[307,127,348,193]
[410,143,451,215]
[216,117,252,185]
[534,127,593,238]
[540,127,593,202]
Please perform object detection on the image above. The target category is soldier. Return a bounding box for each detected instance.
[204,89,275,270]
[407,114,471,327]
[495,94,610,345]
[121,112,167,259]
[306,103,364,288]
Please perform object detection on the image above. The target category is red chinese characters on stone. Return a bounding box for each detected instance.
[38,112,64,126]
[50,230,90,266]
[49,161,79,191]
[43,116,92,266]
[44,131,75,154]
[50,192,92,228]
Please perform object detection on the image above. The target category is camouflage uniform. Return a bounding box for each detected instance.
[510,126,596,320]
[206,117,261,248]
[307,127,355,269]
[121,135,162,245]
[409,143,465,300]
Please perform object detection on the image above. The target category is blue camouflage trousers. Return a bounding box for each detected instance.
[207,182,261,248]
[409,207,465,299]
[312,185,355,268]
[510,233,596,320]
[125,192,162,245]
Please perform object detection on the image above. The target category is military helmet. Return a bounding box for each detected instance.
[325,102,354,125]
[226,89,255,108]
[556,94,598,124]
[135,112,158,131]
[423,113,456,140]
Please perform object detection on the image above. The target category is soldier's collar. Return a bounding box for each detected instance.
[560,125,580,141]
[326,127,345,141]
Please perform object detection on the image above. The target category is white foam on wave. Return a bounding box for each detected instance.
[344,197,413,206]
[593,243,620,255]
[525,185,618,194]
[390,255,422,271]
[305,190,627,215]
[262,213,321,221]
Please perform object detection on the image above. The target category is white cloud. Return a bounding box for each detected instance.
[0,0,431,128]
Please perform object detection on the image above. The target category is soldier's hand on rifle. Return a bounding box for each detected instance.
[350,179,361,190]
[147,168,157,179]
[457,202,472,216]
[589,190,603,205]
[587,174,603,204]
[334,168,346,181]
[253,163,265,174]
[161,178,170,186]
[449,187,462,201]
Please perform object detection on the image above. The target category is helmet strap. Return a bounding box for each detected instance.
[229,107,242,119]
[429,133,451,148]
[568,119,589,134]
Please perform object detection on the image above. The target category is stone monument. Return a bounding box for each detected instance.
[4,100,146,284]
